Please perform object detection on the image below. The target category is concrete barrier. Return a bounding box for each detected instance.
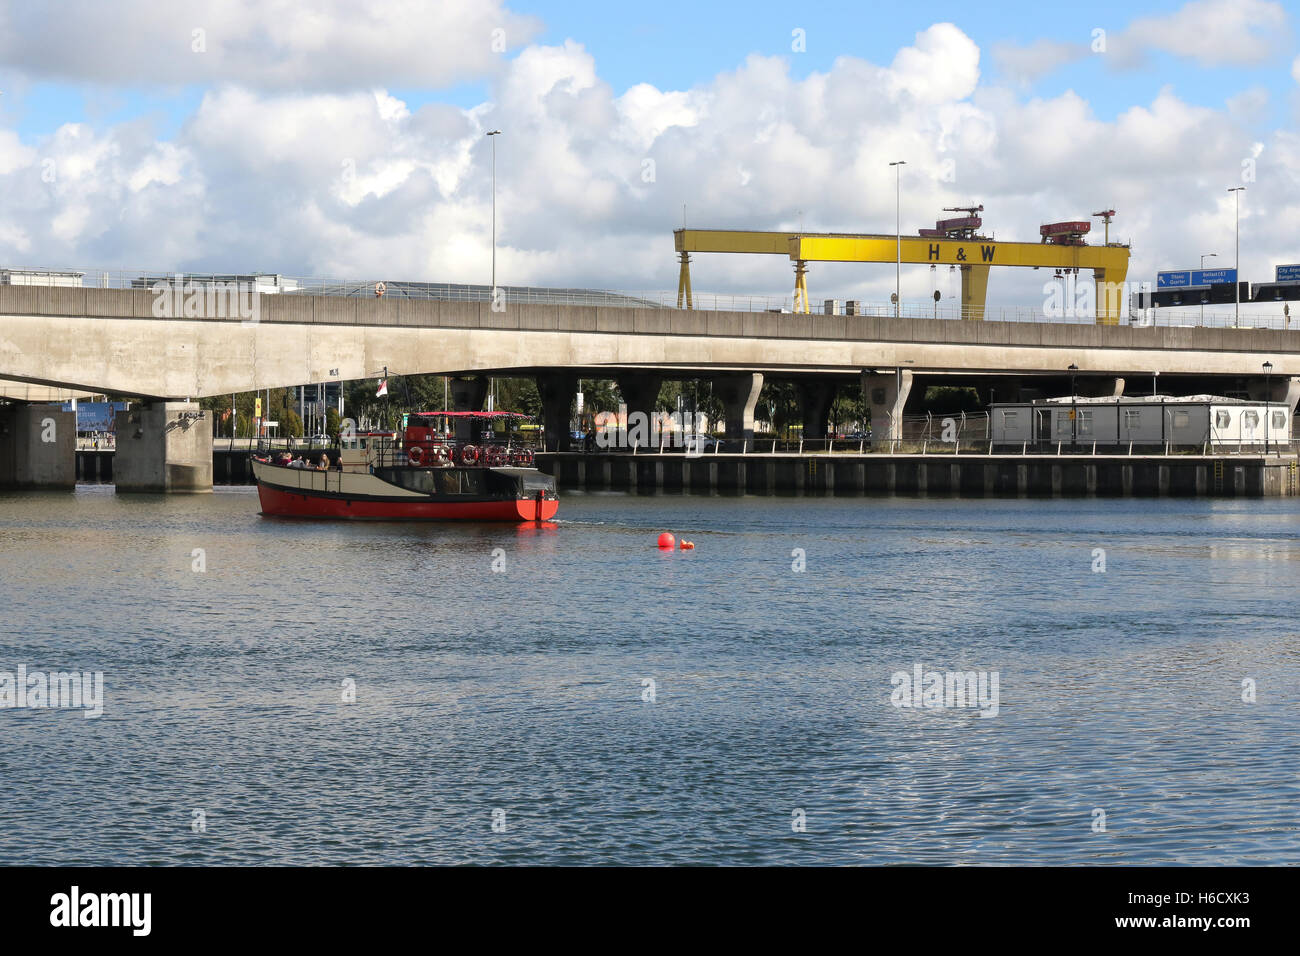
[537,452,1297,498]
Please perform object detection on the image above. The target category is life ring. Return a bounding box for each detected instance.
[459,444,479,465]
[408,445,424,465]
[375,281,387,298]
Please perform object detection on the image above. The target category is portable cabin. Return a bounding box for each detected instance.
[990,396,1291,449]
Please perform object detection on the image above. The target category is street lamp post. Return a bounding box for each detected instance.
[487,129,502,303]
[1263,360,1273,455]
[1228,186,1245,328]
[1200,253,1216,326]
[1068,363,1079,451]
[889,160,906,318]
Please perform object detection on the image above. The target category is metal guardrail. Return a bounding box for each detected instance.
[568,436,1299,457]
[2,266,1296,329]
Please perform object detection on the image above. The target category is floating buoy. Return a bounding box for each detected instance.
[657,532,675,549]
[680,540,695,550]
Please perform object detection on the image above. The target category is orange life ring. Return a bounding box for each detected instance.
[459,444,479,465]
[408,445,424,465]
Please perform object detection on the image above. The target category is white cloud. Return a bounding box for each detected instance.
[1292,54,1300,82]
[0,0,542,90]
[1111,0,1290,68]
[994,0,1290,85]
[889,23,981,103]
[993,39,1088,87]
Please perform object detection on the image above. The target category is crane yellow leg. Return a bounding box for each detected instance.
[793,259,809,314]
[1093,265,1127,325]
[960,263,989,320]
[677,252,693,310]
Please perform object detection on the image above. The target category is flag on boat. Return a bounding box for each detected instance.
[376,379,388,397]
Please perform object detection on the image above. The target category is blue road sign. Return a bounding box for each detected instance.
[1277,264,1300,282]
[1157,268,1236,288]
[1194,268,1236,286]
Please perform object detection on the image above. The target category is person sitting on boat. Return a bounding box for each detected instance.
[318,454,330,471]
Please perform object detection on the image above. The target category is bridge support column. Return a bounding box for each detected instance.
[536,373,577,452]
[862,369,913,447]
[712,373,763,440]
[616,374,662,444]
[0,404,75,489]
[1247,375,1300,412]
[114,402,212,493]
[450,376,488,442]
[796,380,837,440]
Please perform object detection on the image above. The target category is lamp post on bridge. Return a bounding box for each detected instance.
[1228,186,1245,329]
[1200,253,1216,326]
[487,129,502,306]
[889,160,906,318]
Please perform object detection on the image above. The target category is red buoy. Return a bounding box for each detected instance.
[657,532,675,549]
[680,540,695,550]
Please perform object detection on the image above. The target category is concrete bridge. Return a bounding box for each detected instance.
[1,284,1297,490]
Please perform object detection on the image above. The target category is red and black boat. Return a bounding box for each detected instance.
[251,411,557,521]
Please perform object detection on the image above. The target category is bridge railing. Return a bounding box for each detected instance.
[3,266,1296,329]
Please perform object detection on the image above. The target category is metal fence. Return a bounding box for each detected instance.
[3,265,1296,330]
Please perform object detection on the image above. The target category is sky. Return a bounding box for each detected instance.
[0,0,1297,309]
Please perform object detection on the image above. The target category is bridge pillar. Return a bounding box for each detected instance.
[615,374,662,437]
[0,404,75,489]
[862,369,914,446]
[1247,375,1300,411]
[796,380,837,440]
[713,373,763,440]
[536,373,578,451]
[450,376,488,442]
[114,402,212,493]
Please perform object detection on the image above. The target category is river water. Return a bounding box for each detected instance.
[1,485,1297,865]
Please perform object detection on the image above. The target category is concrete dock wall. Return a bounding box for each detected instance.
[537,452,1300,498]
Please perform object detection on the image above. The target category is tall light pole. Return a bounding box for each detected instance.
[1228,186,1245,328]
[1200,253,1216,326]
[1263,360,1273,455]
[487,129,502,301]
[889,160,906,318]
[1068,363,1079,451]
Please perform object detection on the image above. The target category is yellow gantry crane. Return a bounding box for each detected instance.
[673,211,1132,324]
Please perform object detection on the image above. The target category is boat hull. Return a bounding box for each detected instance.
[252,459,557,522]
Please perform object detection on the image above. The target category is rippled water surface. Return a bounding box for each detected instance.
[1,485,1298,864]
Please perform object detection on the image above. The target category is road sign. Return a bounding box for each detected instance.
[1193,268,1236,286]
[1277,264,1300,282]
[1157,269,1237,288]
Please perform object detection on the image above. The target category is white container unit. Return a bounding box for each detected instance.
[990,397,1290,449]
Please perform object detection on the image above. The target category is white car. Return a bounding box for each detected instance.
[681,434,722,453]
[307,433,332,445]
